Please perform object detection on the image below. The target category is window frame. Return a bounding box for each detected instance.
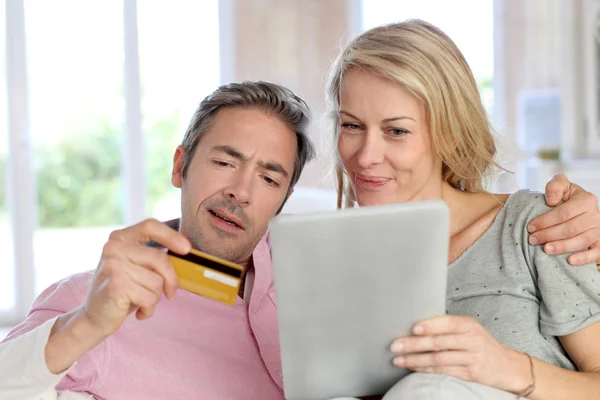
[2,0,145,324]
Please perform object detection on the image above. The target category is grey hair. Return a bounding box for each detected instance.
[181,81,316,190]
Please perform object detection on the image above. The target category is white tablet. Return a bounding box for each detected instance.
[269,200,450,400]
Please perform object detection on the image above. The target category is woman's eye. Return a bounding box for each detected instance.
[389,128,409,137]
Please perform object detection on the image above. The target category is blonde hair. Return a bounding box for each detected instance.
[326,20,504,208]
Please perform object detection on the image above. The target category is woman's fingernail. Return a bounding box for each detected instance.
[546,244,555,253]
[529,236,539,246]
[391,341,404,352]
[393,357,405,366]
[413,325,424,335]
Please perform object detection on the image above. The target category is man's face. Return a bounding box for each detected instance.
[172,107,297,265]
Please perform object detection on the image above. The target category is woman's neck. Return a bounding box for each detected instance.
[440,184,510,263]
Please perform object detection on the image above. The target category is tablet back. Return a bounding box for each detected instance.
[269,201,450,400]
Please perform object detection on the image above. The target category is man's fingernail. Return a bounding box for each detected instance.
[528,225,537,233]
[547,195,558,203]
[529,236,539,246]
[391,341,404,352]
[569,256,580,264]
[546,244,555,253]
[413,325,424,335]
[393,357,405,366]
[176,238,190,252]
[181,243,192,252]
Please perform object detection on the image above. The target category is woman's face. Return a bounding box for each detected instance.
[337,70,444,206]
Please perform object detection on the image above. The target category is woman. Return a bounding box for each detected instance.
[327,20,600,399]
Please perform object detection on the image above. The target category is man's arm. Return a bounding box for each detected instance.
[43,219,189,374]
[0,317,94,400]
[528,174,600,265]
[44,308,107,374]
[0,219,191,398]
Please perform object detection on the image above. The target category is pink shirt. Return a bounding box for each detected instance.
[3,234,284,400]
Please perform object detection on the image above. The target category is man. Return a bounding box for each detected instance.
[0,81,599,400]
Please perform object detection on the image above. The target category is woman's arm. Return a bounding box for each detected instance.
[390,317,600,400]
[523,322,600,399]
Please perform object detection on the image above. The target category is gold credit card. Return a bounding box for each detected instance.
[168,248,244,305]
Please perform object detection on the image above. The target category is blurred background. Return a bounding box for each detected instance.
[1,0,599,334]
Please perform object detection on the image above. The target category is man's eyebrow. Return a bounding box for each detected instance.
[212,145,290,177]
[340,110,416,123]
[211,145,248,161]
[259,161,289,178]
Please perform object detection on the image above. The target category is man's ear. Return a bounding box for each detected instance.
[171,145,185,189]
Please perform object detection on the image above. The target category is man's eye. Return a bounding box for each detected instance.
[341,123,361,131]
[213,160,232,167]
[263,176,280,187]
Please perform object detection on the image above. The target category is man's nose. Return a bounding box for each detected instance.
[223,172,252,205]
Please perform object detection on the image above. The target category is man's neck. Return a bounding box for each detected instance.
[239,257,254,299]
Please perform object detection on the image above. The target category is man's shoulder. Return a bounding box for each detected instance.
[45,270,94,294]
[33,271,95,310]
[2,271,95,344]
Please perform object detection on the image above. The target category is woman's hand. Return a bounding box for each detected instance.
[390,316,532,394]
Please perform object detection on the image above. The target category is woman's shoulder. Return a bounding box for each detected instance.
[485,189,550,244]
[486,189,546,207]
[467,190,549,240]
[501,189,550,219]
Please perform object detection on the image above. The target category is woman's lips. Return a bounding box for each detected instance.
[354,173,392,189]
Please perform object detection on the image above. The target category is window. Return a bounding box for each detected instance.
[25,0,125,293]
[137,1,220,221]
[582,0,600,156]
[361,0,494,115]
[0,0,15,312]
[1,1,221,319]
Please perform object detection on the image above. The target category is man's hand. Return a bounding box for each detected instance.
[45,219,191,374]
[82,219,190,335]
[527,174,600,265]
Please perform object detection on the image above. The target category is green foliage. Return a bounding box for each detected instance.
[144,111,181,217]
[0,112,181,228]
[35,119,124,227]
[477,76,493,90]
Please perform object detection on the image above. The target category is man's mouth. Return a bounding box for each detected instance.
[208,209,244,230]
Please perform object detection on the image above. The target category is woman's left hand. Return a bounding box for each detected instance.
[390,316,531,394]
